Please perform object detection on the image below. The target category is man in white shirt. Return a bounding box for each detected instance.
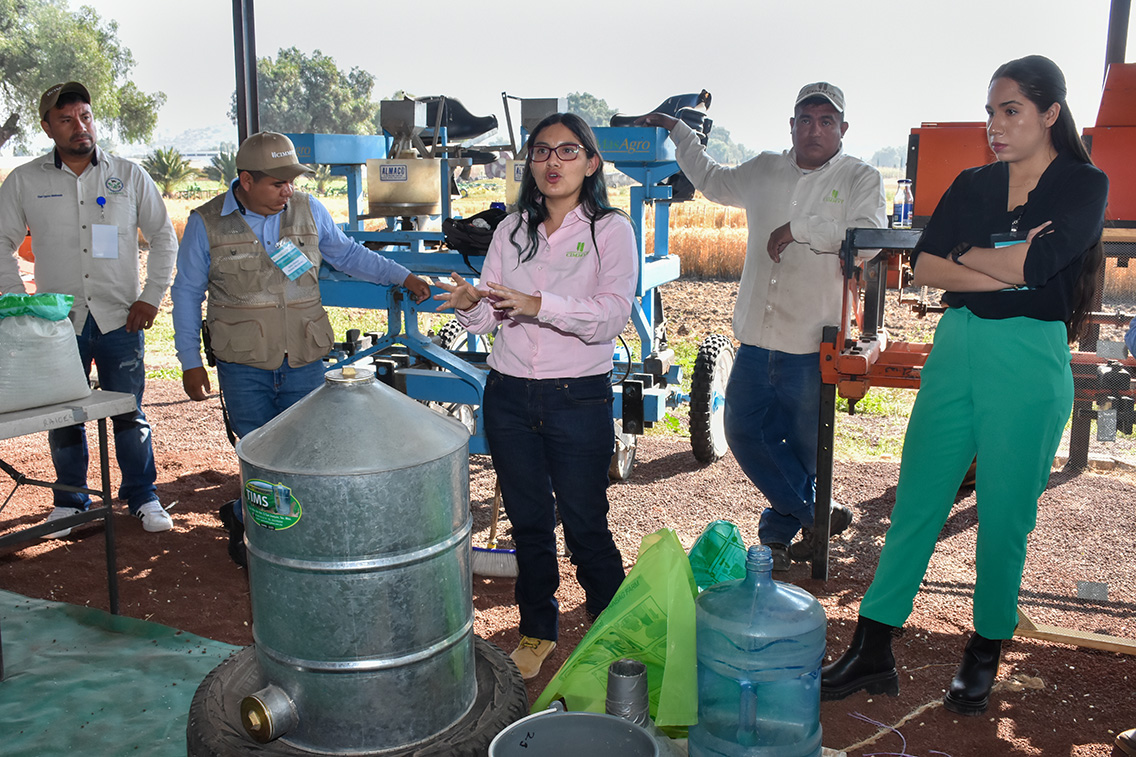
[0,82,178,535]
[639,83,887,569]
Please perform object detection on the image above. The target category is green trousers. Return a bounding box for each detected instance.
[860,307,1072,639]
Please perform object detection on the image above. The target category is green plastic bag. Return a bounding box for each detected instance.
[687,519,748,592]
[0,292,74,321]
[532,528,698,727]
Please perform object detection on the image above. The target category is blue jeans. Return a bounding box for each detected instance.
[215,358,326,439]
[216,358,325,524]
[484,370,625,642]
[50,314,157,514]
[723,344,820,546]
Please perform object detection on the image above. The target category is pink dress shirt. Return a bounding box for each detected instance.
[456,206,638,379]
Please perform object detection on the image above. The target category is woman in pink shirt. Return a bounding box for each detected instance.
[437,113,638,679]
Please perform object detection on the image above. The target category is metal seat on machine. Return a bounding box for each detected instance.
[609,91,713,202]
[416,95,499,144]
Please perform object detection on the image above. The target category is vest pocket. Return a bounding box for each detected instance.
[210,318,269,365]
[217,257,272,293]
[304,310,334,351]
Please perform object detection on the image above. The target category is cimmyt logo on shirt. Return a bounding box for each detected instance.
[566,242,589,258]
[822,189,843,204]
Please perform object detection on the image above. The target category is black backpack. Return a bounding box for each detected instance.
[442,207,508,272]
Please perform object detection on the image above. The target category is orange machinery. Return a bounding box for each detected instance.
[809,63,1136,581]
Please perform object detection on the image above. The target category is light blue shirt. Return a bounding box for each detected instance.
[171,186,411,370]
[1126,317,1136,356]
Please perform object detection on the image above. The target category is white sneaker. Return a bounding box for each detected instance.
[42,506,82,539]
[136,501,173,532]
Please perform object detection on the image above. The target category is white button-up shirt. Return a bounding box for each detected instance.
[671,121,887,354]
[0,147,177,334]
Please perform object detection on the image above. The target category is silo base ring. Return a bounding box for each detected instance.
[187,637,527,756]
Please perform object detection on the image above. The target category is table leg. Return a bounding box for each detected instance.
[97,417,119,614]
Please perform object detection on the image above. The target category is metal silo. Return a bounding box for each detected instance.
[235,365,474,753]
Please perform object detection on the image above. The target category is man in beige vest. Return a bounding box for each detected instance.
[170,132,430,565]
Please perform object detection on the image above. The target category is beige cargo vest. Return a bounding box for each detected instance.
[195,192,333,370]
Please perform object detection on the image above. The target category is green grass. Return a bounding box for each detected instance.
[833,387,916,461]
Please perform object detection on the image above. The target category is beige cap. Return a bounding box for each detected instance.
[235,132,314,181]
[795,82,845,113]
[40,82,91,121]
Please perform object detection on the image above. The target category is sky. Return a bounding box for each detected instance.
[17,0,1136,160]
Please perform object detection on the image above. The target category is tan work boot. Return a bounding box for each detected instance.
[510,636,556,680]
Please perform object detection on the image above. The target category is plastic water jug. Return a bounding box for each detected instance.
[688,545,826,757]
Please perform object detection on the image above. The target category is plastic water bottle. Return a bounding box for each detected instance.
[892,179,914,229]
[688,545,826,757]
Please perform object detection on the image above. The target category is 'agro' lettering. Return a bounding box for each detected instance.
[601,138,652,153]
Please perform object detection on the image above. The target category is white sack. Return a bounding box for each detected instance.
[0,315,91,414]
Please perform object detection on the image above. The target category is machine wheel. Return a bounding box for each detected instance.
[187,638,527,757]
[608,419,638,482]
[690,334,735,463]
[427,320,485,435]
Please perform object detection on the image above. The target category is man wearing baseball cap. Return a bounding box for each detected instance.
[0,81,178,536]
[637,83,887,570]
[170,131,431,566]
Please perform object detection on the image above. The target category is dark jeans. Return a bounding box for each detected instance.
[484,370,625,641]
[723,344,820,545]
[49,314,157,514]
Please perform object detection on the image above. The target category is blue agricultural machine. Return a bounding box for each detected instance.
[288,94,735,480]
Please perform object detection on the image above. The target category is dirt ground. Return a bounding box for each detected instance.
[1,280,1134,756]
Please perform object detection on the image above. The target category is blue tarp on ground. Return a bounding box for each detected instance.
[0,589,240,755]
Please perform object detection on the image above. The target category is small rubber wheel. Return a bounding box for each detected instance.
[187,637,527,756]
[608,419,638,482]
[690,333,735,463]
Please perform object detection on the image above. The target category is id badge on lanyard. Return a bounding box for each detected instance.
[269,238,314,280]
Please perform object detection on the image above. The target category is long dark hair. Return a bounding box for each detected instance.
[991,55,1102,343]
[509,113,625,263]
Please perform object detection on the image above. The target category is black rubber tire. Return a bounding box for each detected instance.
[186,637,527,756]
[427,320,483,434]
[690,333,736,464]
[435,319,470,352]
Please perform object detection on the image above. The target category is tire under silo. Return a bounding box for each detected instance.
[187,638,527,757]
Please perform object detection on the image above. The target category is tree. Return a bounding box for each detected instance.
[231,47,377,134]
[567,92,617,128]
[0,0,166,151]
[706,125,756,165]
[142,147,199,198]
[870,145,907,168]
[204,150,238,186]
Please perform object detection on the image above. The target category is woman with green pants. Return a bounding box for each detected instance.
[821,54,1108,716]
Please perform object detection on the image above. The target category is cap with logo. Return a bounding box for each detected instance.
[795,82,845,113]
[236,132,315,181]
[40,82,91,121]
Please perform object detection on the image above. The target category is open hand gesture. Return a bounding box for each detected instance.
[434,272,489,312]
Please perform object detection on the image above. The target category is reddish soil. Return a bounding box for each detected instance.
[1,279,1133,756]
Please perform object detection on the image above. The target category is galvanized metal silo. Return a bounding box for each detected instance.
[235,366,474,753]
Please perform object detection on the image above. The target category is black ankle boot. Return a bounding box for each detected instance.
[821,616,900,700]
[943,632,1002,715]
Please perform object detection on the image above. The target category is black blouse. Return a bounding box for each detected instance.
[912,151,1108,322]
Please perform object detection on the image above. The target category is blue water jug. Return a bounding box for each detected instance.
[688,545,826,757]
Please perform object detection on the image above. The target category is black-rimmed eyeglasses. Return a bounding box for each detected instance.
[529,143,586,162]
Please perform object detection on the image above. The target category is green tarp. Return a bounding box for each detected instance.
[0,589,239,755]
